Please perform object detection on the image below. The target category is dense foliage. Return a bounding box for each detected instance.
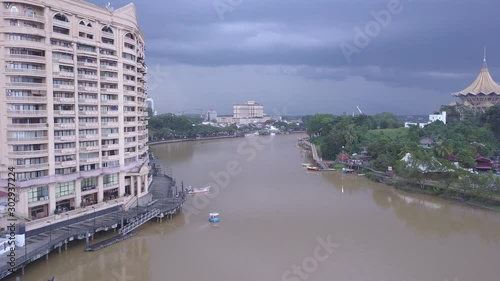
[306,108,500,200]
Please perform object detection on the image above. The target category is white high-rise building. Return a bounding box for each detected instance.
[0,0,151,222]
[233,100,264,118]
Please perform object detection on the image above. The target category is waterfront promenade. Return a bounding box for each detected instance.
[299,138,329,170]
[0,162,185,280]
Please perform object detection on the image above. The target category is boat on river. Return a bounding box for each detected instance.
[209,212,220,223]
[245,132,259,137]
[302,163,311,167]
[186,186,210,194]
[307,166,320,171]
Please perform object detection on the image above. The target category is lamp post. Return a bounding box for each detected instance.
[47,221,52,243]
[65,213,70,237]
[91,206,96,231]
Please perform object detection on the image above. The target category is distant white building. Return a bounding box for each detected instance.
[146,98,157,116]
[206,110,218,121]
[216,101,270,125]
[233,101,264,118]
[405,111,447,128]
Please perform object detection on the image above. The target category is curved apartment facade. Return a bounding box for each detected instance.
[0,0,150,223]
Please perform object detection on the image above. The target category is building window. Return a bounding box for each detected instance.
[103,173,119,187]
[24,8,35,17]
[28,186,49,203]
[81,177,97,191]
[56,181,75,197]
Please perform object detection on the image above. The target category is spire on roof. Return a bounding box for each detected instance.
[452,49,500,96]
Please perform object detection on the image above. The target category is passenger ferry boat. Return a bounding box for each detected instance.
[209,212,220,223]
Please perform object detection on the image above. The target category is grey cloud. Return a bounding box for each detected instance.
[89,0,500,114]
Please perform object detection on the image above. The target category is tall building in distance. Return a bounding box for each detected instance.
[0,0,151,221]
[233,100,264,118]
[145,97,156,116]
[452,55,500,113]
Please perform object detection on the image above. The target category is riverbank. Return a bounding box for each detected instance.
[298,138,500,212]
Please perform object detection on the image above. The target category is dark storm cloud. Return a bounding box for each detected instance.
[89,0,499,114]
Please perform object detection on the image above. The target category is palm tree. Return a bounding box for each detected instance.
[434,143,452,159]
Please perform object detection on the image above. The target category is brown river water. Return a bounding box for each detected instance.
[7,134,500,281]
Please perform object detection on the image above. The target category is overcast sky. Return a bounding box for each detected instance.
[90,0,499,115]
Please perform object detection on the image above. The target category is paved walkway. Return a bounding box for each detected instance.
[0,166,186,279]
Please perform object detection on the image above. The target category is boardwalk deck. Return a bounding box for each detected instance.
[1,158,186,279]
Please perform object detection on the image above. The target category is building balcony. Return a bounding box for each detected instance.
[80,158,100,164]
[53,84,75,90]
[9,149,48,157]
[78,98,98,105]
[123,101,136,106]
[80,134,99,140]
[53,71,75,78]
[54,148,76,155]
[78,86,98,92]
[7,123,47,130]
[78,110,99,116]
[77,61,98,68]
[101,122,119,128]
[100,76,118,82]
[101,30,114,39]
[102,144,119,150]
[52,57,74,65]
[6,82,46,88]
[7,54,45,62]
[8,136,48,142]
[54,110,75,116]
[52,19,70,28]
[101,111,119,116]
[6,96,47,103]
[124,90,136,95]
[79,122,99,128]
[125,142,137,147]
[102,155,120,161]
[99,53,117,60]
[78,25,94,33]
[55,161,77,168]
[54,135,76,142]
[14,163,50,171]
[102,133,119,139]
[3,39,45,50]
[124,37,136,45]
[100,88,118,93]
[80,169,102,178]
[76,49,97,57]
[54,97,75,103]
[2,26,46,36]
[54,123,76,129]
[3,12,46,23]
[124,111,137,117]
[7,110,47,116]
[124,121,137,126]
[124,69,135,75]
[5,68,46,75]
[100,65,118,71]
[81,146,99,152]
[78,74,98,80]
[124,132,136,137]
[100,99,118,105]
[123,80,136,86]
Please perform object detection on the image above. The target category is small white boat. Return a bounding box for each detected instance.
[270,132,276,136]
[186,186,210,194]
[245,132,259,137]
[302,163,311,167]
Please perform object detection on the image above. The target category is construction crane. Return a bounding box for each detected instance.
[356,106,363,115]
